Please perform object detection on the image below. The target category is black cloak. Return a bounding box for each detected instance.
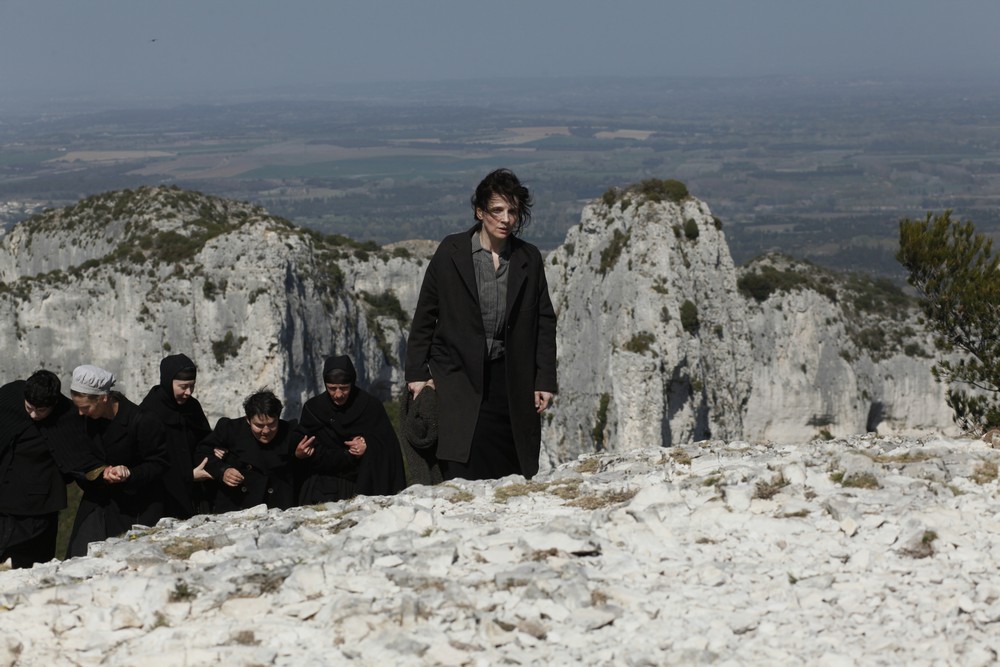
[0,380,104,565]
[296,356,406,503]
[139,354,212,518]
[66,394,169,558]
[195,417,296,513]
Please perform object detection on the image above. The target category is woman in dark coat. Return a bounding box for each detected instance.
[0,370,105,568]
[139,354,212,518]
[295,355,406,503]
[196,390,302,513]
[405,168,557,480]
[66,364,169,558]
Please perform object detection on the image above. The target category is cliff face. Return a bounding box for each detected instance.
[539,185,955,466]
[0,184,956,457]
[0,186,422,419]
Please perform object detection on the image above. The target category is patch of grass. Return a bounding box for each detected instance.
[754,473,789,500]
[576,458,601,474]
[841,472,880,489]
[494,481,547,503]
[669,448,692,466]
[971,460,998,484]
[598,229,631,275]
[162,537,214,560]
[442,484,474,504]
[169,580,197,602]
[871,451,935,463]
[566,488,637,509]
[211,331,247,365]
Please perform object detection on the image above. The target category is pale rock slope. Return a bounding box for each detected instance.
[1,437,999,665]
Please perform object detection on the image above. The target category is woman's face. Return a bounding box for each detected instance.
[247,414,279,445]
[325,383,351,407]
[73,393,109,420]
[476,194,518,245]
[172,379,195,405]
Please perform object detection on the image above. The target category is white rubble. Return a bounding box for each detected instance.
[2,435,999,666]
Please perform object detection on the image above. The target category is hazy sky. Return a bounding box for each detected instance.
[2,0,999,103]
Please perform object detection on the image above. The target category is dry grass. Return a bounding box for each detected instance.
[575,458,601,474]
[566,489,637,510]
[972,460,999,485]
[162,537,215,560]
[754,473,789,500]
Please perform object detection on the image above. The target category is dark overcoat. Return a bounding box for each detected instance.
[405,225,557,477]
[66,395,169,558]
[196,417,295,513]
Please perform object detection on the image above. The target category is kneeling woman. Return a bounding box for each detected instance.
[295,355,406,503]
[67,365,169,558]
[196,390,309,513]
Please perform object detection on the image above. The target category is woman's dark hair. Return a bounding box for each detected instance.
[243,390,283,419]
[470,168,533,236]
[25,370,61,408]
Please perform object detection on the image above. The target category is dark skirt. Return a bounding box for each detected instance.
[442,357,521,481]
[0,512,58,568]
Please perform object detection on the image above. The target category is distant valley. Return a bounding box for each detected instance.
[3,75,1000,279]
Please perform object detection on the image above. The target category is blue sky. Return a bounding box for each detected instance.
[2,0,999,103]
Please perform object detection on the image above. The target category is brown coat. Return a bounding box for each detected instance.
[405,225,557,477]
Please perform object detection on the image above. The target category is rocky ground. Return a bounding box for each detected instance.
[2,435,1000,666]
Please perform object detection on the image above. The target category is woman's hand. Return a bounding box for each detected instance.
[222,467,244,488]
[103,465,131,484]
[534,391,554,414]
[192,457,213,481]
[345,436,367,457]
[408,379,435,397]
[294,435,317,459]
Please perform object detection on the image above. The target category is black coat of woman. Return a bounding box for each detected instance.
[405,224,557,478]
[196,417,296,513]
[296,361,406,504]
[140,354,212,518]
[66,395,168,558]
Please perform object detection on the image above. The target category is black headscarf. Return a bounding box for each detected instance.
[323,355,357,386]
[159,354,197,392]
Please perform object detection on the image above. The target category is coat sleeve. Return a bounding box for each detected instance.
[196,418,233,482]
[121,412,169,492]
[534,261,558,394]
[405,250,442,382]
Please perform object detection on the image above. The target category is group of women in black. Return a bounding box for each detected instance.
[1,353,405,567]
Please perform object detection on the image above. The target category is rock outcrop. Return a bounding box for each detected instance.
[0,183,956,458]
[2,436,999,665]
[540,182,955,466]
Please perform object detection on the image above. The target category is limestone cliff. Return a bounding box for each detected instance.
[540,181,955,466]
[0,186,422,419]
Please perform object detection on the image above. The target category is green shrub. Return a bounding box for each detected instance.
[623,331,656,355]
[211,331,247,365]
[684,218,700,240]
[680,300,699,334]
[599,229,630,275]
[630,178,689,203]
[361,290,407,324]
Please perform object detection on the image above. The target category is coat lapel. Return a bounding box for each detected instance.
[451,226,480,304]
